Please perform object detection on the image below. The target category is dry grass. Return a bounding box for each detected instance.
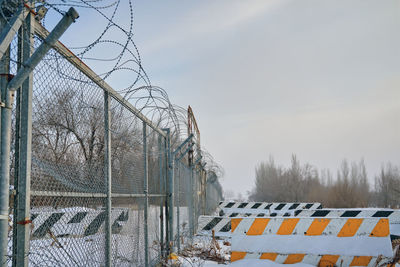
[376,239,400,267]
[179,231,228,265]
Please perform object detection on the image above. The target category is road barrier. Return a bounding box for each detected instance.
[198,208,400,240]
[230,217,393,266]
[218,202,322,216]
[225,209,400,239]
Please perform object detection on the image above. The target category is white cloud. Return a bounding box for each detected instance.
[141,0,285,54]
[133,0,400,195]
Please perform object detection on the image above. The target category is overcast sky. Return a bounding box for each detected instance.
[60,0,400,196]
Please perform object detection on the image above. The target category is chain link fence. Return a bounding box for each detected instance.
[0,3,224,266]
[173,159,222,253]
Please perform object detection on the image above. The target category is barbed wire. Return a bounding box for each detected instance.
[0,0,223,177]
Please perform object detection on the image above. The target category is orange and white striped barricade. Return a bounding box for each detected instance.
[224,208,400,240]
[230,217,393,266]
[219,202,322,217]
[293,209,400,240]
[197,214,283,238]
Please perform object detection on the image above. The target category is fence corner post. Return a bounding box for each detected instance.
[12,5,35,266]
[0,31,10,267]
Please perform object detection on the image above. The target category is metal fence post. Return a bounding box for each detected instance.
[11,80,20,267]
[190,167,195,237]
[203,170,207,215]
[187,165,194,237]
[143,122,149,267]
[163,133,169,257]
[0,84,12,267]
[0,35,10,267]
[13,7,34,266]
[163,129,174,253]
[104,91,112,267]
[201,169,205,216]
[1,16,79,264]
[7,8,79,92]
[176,161,180,252]
[158,135,164,259]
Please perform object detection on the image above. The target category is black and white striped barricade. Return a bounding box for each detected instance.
[218,202,322,216]
[230,217,393,266]
[197,216,231,238]
[30,208,129,239]
[197,214,320,238]
[221,210,297,218]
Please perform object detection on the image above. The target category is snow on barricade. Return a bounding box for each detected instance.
[230,217,393,266]
[218,202,322,216]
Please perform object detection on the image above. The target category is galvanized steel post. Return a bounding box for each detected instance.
[7,8,79,92]
[163,133,170,256]
[0,5,29,60]
[0,7,78,266]
[176,161,180,252]
[104,91,112,267]
[143,122,149,266]
[188,165,194,237]
[0,29,10,267]
[13,6,34,266]
[192,167,198,236]
[158,135,164,259]
[0,84,12,267]
[163,128,174,253]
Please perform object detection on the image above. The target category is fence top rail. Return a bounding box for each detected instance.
[33,20,167,138]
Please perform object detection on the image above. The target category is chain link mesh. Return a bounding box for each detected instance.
[29,34,107,266]
[3,9,223,266]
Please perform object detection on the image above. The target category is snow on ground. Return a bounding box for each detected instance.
[203,259,314,267]
[180,259,314,266]
[175,236,312,266]
[175,234,400,267]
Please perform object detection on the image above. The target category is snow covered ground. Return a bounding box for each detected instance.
[6,205,400,266]
[173,234,399,267]
[202,259,314,267]
[178,259,314,267]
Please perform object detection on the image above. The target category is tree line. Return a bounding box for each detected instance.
[248,155,399,208]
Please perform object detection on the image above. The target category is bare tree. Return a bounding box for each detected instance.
[31,87,146,194]
[375,163,400,208]
[249,156,379,208]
